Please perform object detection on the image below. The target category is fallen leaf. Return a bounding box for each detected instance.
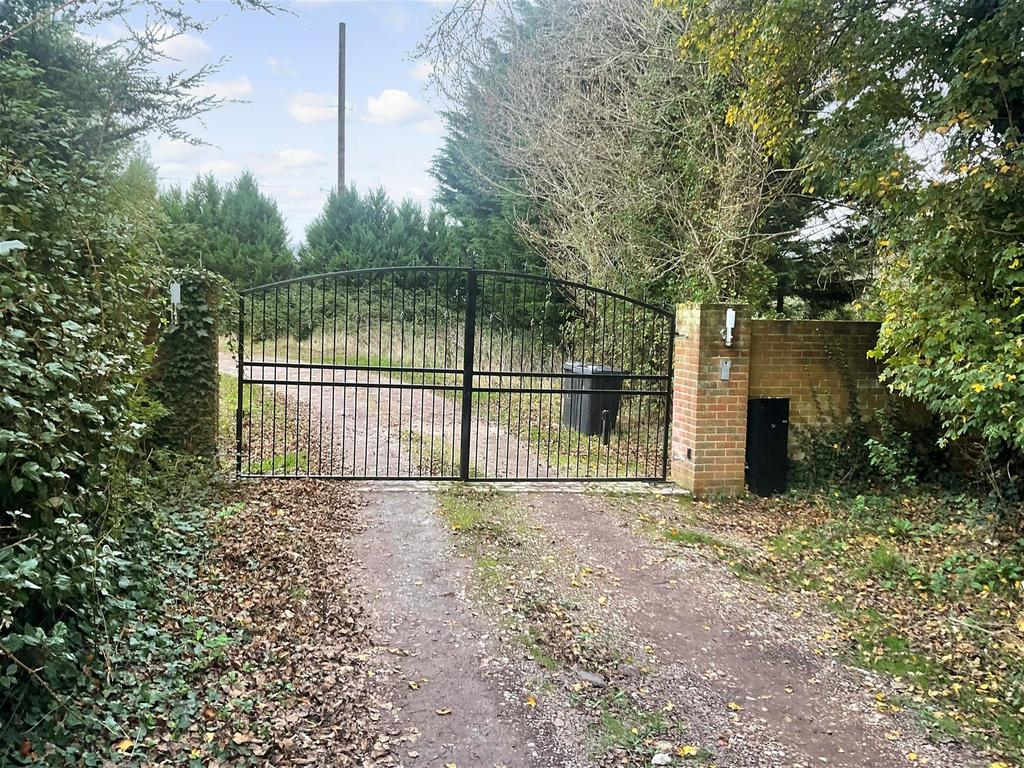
[435,708,452,716]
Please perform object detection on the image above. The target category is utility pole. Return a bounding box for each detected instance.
[337,21,346,191]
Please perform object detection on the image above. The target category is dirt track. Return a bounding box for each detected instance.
[221,356,989,767]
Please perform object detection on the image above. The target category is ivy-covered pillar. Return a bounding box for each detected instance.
[149,269,221,457]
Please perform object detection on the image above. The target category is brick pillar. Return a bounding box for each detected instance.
[670,303,751,496]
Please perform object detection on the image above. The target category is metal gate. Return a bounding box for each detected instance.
[235,267,673,481]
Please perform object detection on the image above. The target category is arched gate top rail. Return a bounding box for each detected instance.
[240,265,674,320]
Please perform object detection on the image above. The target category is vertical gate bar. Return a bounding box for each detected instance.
[236,295,245,475]
[414,281,422,472]
[365,276,372,475]
[608,295,617,478]
[628,301,638,477]
[419,282,428,473]
[390,275,398,477]
[374,273,382,477]
[295,283,303,476]
[307,282,315,475]
[281,287,291,478]
[459,269,478,481]
[403,276,411,476]
[318,280,325,473]
[660,313,674,480]
[329,275,337,475]
[259,292,267,475]
[502,276,513,477]
[486,276,497,477]
[354,276,362,475]
[249,289,256,475]
[515,277,526,479]
[429,274,439,475]
[574,287,583,480]
[272,288,280,476]
[438,275,447,474]
[610,296,618,479]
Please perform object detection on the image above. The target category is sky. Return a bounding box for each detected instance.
[138,1,449,243]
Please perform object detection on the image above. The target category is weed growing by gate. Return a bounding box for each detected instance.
[222,373,323,476]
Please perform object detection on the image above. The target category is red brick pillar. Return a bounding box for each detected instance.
[670,303,751,495]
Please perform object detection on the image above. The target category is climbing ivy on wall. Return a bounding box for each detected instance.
[149,269,230,457]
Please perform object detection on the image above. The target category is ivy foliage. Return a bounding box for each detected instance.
[0,0,269,745]
[148,270,227,457]
[1,456,239,765]
[668,0,1024,470]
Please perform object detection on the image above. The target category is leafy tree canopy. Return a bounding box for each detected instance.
[421,0,867,310]
[669,0,1024,459]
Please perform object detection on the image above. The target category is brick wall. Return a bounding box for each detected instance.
[671,304,751,495]
[748,320,887,452]
[669,307,890,495]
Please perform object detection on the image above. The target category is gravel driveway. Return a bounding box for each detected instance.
[221,356,989,768]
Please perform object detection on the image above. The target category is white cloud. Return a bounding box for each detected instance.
[414,116,444,134]
[266,56,299,75]
[382,8,411,32]
[256,149,329,175]
[195,77,253,100]
[411,61,434,82]
[151,139,243,178]
[288,92,336,124]
[158,32,211,62]
[363,89,426,125]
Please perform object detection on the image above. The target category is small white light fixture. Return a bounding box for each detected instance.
[721,306,736,347]
[0,240,28,255]
[169,281,181,326]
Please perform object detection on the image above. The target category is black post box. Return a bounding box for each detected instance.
[745,398,789,496]
[561,362,628,442]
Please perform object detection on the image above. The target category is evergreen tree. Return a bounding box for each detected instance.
[219,172,293,286]
[298,185,367,273]
[298,185,453,273]
[159,171,294,288]
[431,107,542,273]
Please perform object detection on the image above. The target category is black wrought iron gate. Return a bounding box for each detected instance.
[235,267,673,481]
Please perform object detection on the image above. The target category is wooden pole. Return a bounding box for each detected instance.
[338,22,346,191]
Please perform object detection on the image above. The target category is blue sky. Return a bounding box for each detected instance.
[139,1,448,242]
